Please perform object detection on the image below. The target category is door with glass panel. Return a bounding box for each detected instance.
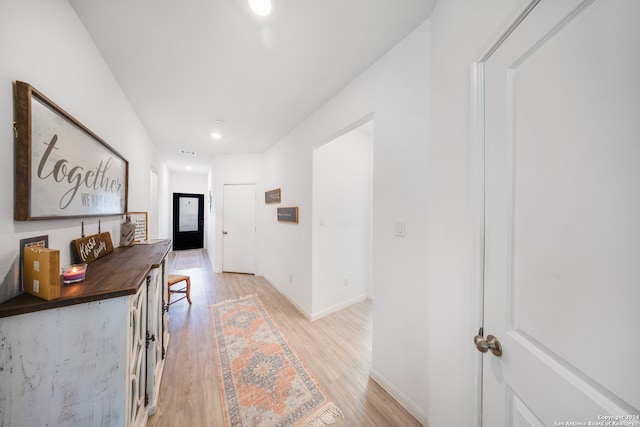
[172,193,204,250]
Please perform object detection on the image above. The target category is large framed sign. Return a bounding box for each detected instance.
[13,81,129,220]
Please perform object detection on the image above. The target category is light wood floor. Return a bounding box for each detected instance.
[147,249,422,427]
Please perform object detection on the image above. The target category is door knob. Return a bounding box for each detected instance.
[474,332,502,357]
[223,231,228,235]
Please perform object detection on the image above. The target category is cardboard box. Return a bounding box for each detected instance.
[23,247,60,300]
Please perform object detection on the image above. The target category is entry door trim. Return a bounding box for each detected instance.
[172,192,205,250]
[469,1,541,425]
[222,183,257,274]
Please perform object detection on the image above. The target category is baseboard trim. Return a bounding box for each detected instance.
[259,273,313,320]
[310,294,368,321]
[259,274,427,424]
[369,367,429,426]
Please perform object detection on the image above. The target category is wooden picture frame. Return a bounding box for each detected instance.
[277,206,299,223]
[265,188,281,204]
[126,211,148,242]
[14,81,129,220]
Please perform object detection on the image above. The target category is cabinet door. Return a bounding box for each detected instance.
[128,285,147,427]
[146,262,166,414]
[0,298,129,426]
[162,260,169,352]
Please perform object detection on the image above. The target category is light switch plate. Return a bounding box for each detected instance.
[394,220,406,237]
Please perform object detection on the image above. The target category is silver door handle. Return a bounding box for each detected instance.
[474,333,502,357]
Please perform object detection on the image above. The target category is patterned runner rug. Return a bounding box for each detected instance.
[169,248,206,271]
[210,295,343,427]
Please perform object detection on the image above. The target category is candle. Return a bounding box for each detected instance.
[61,264,88,284]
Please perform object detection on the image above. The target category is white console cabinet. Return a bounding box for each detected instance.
[0,240,171,427]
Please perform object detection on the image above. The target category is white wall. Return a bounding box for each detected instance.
[257,2,532,422]
[312,126,372,318]
[0,0,169,302]
[206,168,216,266]
[260,20,432,423]
[158,167,172,239]
[169,171,209,196]
[426,1,519,426]
[210,154,263,272]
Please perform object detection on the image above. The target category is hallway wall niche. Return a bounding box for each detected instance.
[311,120,373,319]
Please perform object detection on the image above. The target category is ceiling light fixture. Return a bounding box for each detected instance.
[249,0,271,16]
[211,132,222,140]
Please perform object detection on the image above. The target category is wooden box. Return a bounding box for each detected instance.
[23,247,60,300]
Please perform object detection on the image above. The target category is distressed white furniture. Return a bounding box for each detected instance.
[146,260,169,416]
[0,240,171,427]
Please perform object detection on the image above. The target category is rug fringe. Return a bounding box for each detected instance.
[208,294,258,308]
[301,404,344,427]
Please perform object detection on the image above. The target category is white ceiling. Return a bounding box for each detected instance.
[69,0,436,173]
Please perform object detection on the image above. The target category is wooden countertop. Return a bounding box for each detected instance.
[0,239,172,319]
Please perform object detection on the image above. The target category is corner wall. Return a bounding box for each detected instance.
[425,1,527,426]
[260,20,432,423]
[311,127,372,318]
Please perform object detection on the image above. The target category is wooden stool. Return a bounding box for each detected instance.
[167,274,192,309]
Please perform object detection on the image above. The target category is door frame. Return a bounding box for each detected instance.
[469,1,540,425]
[221,183,257,274]
[172,192,205,250]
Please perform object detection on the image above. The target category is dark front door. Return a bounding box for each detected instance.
[172,193,204,250]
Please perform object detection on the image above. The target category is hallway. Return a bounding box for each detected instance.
[147,249,422,426]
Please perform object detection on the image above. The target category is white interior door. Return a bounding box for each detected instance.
[149,169,158,239]
[481,0,640,425]
[222,184,257,274]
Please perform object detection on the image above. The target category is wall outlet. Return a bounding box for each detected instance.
[289,274,293,283]
[343,279,349,287]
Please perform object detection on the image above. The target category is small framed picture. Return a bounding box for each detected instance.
[126,211,148,242]
[277,207,298,223]
[265,188,281,204]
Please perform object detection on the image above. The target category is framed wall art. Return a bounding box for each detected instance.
[265,188,281,204]
[126,211,148,242]
[13,81,129,220]
[277,206,298,223]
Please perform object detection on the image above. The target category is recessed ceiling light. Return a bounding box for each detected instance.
[211,132,222,140]
[186,166,192,171]
[249,0,271,16]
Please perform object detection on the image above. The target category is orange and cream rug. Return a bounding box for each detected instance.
[211,295,343,427]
